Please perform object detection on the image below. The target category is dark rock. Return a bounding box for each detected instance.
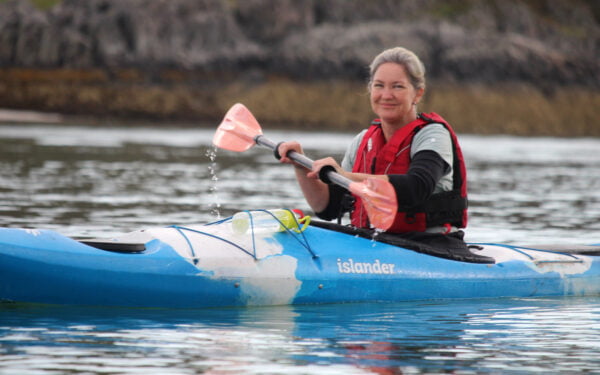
[312,0,426,25]
[234,0,314,44]
[0,0,265,69]
[0,0,598,87]
[275,21,438,80]
[0,1,48,66]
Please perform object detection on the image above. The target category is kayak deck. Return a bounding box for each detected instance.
[78,220,600,258]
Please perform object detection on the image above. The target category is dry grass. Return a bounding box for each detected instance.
[1,68,598,136]
[218,78,600,137]
[423,83,600,136]
[215,78,372,129]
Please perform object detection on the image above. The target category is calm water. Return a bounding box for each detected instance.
[1,124,599,374]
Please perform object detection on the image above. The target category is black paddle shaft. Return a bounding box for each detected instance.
[254,135,352,190]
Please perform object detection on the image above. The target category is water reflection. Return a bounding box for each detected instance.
[2,298,599,374]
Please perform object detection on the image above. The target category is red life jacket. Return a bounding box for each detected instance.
[350,112,468,233]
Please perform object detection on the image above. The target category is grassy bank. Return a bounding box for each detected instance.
[221,78,600,137]
[1,68,598,136]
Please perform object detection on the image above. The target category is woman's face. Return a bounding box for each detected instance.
[370,62,424,128]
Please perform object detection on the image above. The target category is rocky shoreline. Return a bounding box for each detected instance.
[0,0,598,135]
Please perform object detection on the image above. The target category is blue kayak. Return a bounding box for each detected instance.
[1,214,599,308]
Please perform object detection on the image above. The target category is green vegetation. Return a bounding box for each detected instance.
[0,0,56,9]
[0,0,61,10]
[31,0,60,9]
[430,0,474,19]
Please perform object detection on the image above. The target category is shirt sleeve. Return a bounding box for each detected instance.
[410,123,453,174]
[389,150,449,207]
[410,124,453,173]
[341,129,367,171]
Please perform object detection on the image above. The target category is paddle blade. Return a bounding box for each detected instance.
[348,178,398,230]
[213,103,263,152]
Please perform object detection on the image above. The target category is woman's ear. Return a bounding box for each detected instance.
[413,87,425,105]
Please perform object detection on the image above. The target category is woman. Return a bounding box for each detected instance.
[277,47,468,247]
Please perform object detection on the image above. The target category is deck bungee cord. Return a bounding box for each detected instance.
[469,243,584,264]
[169,224,257,261]
[170,209,317,262]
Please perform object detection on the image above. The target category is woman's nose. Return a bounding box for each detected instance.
[381,86,394,98]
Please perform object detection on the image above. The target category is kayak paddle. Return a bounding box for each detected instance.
[212,103,398,231]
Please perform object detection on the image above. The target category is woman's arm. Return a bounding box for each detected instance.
[277,137,449,217]
[389,150,449,206]
[277,142,331,213]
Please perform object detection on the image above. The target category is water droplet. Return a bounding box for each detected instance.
[205,145,221,219]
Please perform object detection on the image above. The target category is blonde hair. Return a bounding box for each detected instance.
[368,47,426,91]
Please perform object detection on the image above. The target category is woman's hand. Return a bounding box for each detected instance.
[309,157,343,180]
[277,141,304,168]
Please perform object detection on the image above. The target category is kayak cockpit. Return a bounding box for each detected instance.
[309,220,496,264]
[77,229,154,253]
[79,239,146,253]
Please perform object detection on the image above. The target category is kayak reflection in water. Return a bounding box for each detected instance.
[277,46,469,254]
